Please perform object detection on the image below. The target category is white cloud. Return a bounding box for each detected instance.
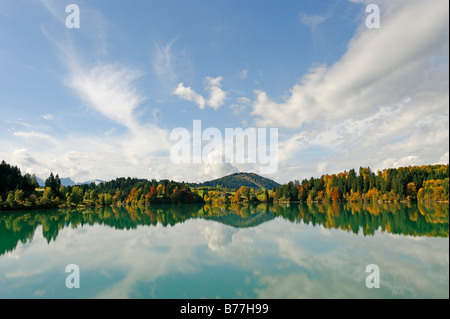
[200,223,238,252]
[41,114,53,120]
[439,152,449,164]
[9,149,52,179]
[64,61,173,171]
[317,161,328,175]
[68,63,144,128]
[173,82,206,109]
[202,162,239,182]
[173,76,227,110]
[251,0,449,177]
[204,76,226,110]
[252,1,448,128]
[12,149,38,166]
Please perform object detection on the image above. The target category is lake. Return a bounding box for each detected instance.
[0,202,448,299]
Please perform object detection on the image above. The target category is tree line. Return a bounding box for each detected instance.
[0,160,448,210]
[0,160,203,210]
[272,164,449,203]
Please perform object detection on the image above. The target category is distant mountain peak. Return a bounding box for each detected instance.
[60,177,76,187]
[78,179,105,186]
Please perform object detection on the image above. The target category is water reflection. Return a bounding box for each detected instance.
[1,202,448,257]
[0,202,448,299]
[272,201,449,237]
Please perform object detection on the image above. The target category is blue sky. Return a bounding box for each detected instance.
[0,0,448,184]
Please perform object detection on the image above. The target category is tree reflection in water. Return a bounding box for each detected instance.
[0,202,448,256]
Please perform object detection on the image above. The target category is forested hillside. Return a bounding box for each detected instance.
[196,172,280,190]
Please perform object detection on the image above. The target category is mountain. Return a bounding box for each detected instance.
[60,177,76,186]
[196,172,280,190]
[35,177,45,187]
[78,179,105,186]
[36,176,84,187]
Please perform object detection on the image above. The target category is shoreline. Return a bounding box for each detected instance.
[1,199,448,213]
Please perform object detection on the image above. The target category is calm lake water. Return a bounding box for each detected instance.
[0,202,448,299]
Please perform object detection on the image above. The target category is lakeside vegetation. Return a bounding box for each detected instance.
[0,160,448,211]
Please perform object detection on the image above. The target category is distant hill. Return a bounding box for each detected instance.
[196,172,280,190]
[205,210,275,228]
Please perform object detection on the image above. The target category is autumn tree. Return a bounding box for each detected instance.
[298,185,308,202]
[331,187,342,202]
[406,182,417,200]
[43,187,54,201]
[6,192,14,206]
[367,188,380,202]
[156,184,163,196]
[13,189,24,203]
[264,189,269,202]
[238,186,250,200]
[149,186,157,197]
[233,190,241,202]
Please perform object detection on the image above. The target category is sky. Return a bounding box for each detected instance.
[0,0,448,184]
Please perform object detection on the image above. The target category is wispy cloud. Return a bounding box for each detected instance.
[152,39,177,82]
[41,114,54,120]
[152,40,176,80]
[299,13,330,31]
[39,0,65,23]
[229,97,251,115]
[299,10,332,50]
[39,0,109,57]
[61,59,172,172]
[13,131,54,142]
[68,63,145,128]
[240,69,248,79]
[151,38,193,87]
